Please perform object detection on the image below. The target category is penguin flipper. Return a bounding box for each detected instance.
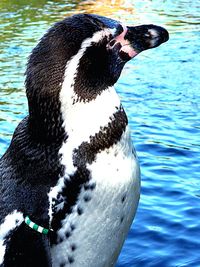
[2,223,52,267]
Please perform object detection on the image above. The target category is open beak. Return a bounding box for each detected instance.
[108,24,169,61]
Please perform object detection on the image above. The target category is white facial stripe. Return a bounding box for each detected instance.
[60,27,115,112]
[59,27,120,177]
[48,28,119,223]
[60,86,121,176]
[0,211,23,264]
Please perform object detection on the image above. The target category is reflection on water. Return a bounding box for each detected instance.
[0,0,200,266]
[75,0,135,18]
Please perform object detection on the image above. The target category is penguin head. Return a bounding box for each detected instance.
[26,14,169,100]
[57,14,169,99]
[25,14,168,141]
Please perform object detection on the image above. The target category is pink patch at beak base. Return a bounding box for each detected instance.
[120,44,138,58]
[108,25,138,59]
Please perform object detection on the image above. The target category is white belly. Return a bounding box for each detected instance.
[51,128,140,267]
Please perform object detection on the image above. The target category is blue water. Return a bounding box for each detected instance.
[0,0,200,266]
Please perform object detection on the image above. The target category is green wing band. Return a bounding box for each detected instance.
[25,216,51,235]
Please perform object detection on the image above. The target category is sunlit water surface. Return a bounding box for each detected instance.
[0,0,199,266]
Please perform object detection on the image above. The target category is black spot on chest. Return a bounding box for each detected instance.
[77,206,83,215]
[84,194,92,202]
[65,231,71,238]
[84,182,96,191]
[68,256,74,264]
[71,244,77,251]
[120,215,124,223]
[121,194,127,203]
[70,224,76,231]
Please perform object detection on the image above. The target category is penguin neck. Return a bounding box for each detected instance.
[27,89,67,145]
[26,80,117,145]
[59,84,122,145]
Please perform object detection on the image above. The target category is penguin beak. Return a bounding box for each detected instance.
[108,24,169,61]
[126,24,169,51]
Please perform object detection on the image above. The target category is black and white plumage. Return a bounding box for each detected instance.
[0,14,169,267]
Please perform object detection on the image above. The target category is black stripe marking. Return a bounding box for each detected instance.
[50,106,128,238]
[73,105,128,166]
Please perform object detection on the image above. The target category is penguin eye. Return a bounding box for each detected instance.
[114,24,124,37]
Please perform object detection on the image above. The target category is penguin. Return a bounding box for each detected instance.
[0,14,169,267]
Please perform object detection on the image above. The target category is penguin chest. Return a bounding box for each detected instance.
[50,128,140,267]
